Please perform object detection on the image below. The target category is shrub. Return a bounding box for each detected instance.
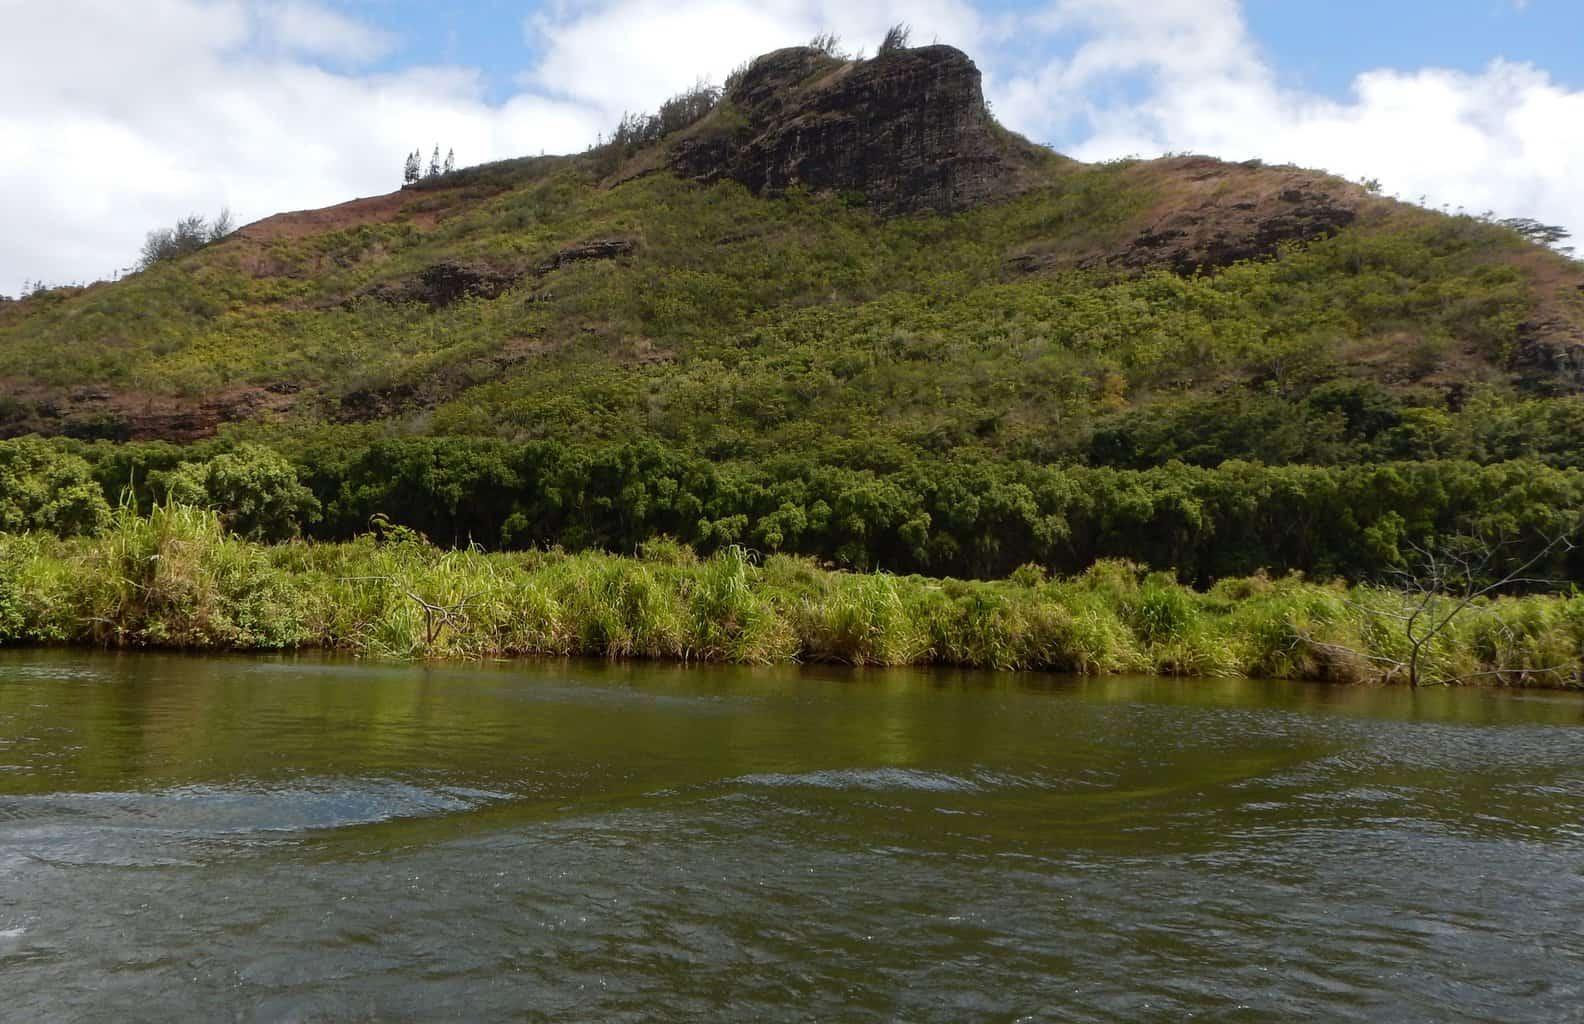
[138,209,234,269]
[0,437,111,536]
[808,32,845,58]
[168,444,320,542]
[878,23,911,54]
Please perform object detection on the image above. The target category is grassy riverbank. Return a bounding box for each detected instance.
[1,505,1580,687]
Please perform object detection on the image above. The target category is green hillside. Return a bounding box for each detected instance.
[3,42,1583,583]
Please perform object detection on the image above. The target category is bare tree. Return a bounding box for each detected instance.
[1300,526,1578,686]
[403,149,421,185]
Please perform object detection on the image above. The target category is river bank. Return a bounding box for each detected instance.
[0,505,1580,686]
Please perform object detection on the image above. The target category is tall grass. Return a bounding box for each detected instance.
[0,508,1579,687]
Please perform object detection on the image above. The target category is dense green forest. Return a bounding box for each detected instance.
[4,436,1582,587]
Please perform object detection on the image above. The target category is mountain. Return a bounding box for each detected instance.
[3,40,1584,580]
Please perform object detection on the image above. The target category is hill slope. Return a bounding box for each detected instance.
[3,41,1584,581]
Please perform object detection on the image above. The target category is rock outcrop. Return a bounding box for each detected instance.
[367,261,522,308]
[1097,158,1365,275]
[0,379,302,442]
[671,45,1039,214]
[362,241,634,309]
[1103,189,1357,275]
[1515,314,1584,393]
[534,239,634,274]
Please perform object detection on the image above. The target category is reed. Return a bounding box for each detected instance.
[0,507,1579,687]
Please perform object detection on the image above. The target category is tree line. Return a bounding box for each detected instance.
[7,436,1582,587]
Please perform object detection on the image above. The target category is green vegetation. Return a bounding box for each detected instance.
[137,209,235,270]
[4,436,1579,584]
[0,438,111,536]
[0,504,1577,686]
[2,167,1573,469]
[3,83,1583,676]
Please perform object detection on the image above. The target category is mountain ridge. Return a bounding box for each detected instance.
[1,39,1581,454]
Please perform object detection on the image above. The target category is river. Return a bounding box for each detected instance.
[1,651,1582,1021]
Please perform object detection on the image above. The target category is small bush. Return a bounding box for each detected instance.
[168,444,319,542]
[639,535,698,566]
[878,23,911,54]
[0,438,111,537]
[808,32,844,58]
[138,209,234,270]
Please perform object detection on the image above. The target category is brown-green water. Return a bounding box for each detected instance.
[2,652,1583,1022]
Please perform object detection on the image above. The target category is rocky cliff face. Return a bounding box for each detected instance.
[671,45,1038,214]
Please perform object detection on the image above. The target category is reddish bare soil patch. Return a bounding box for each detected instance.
[238,187,461,244]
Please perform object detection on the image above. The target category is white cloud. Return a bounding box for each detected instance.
[523,0,987,125]
[1,0,1580,293]
[0,0,601,290]
[257,1,399,64]
[990,0,1584,243]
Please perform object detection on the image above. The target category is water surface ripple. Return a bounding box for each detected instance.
[1,652,1582,1021]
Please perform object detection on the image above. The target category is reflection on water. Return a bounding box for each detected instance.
[1,650,1583,1021]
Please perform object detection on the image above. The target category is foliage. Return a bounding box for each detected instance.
[12,436,1584,587]
[138,210,234,270]
[0,505,1578,687]
[0,437,111,536]
[596,81,723,165]
[166,442,320,541]
[3,116,1583,609]
[808,32,846,58]
[1497,217,1571,253]
[879,23,912,54]
[0,168,1566,468]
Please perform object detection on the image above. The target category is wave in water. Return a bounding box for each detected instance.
[733,768,989,794]
[0,779,508,867]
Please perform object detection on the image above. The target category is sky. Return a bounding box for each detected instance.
[2,0,1581,293]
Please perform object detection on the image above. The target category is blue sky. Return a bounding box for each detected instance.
[2,0,1581,289]
[328,0,1584,105]
[1246,0,1584,93]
